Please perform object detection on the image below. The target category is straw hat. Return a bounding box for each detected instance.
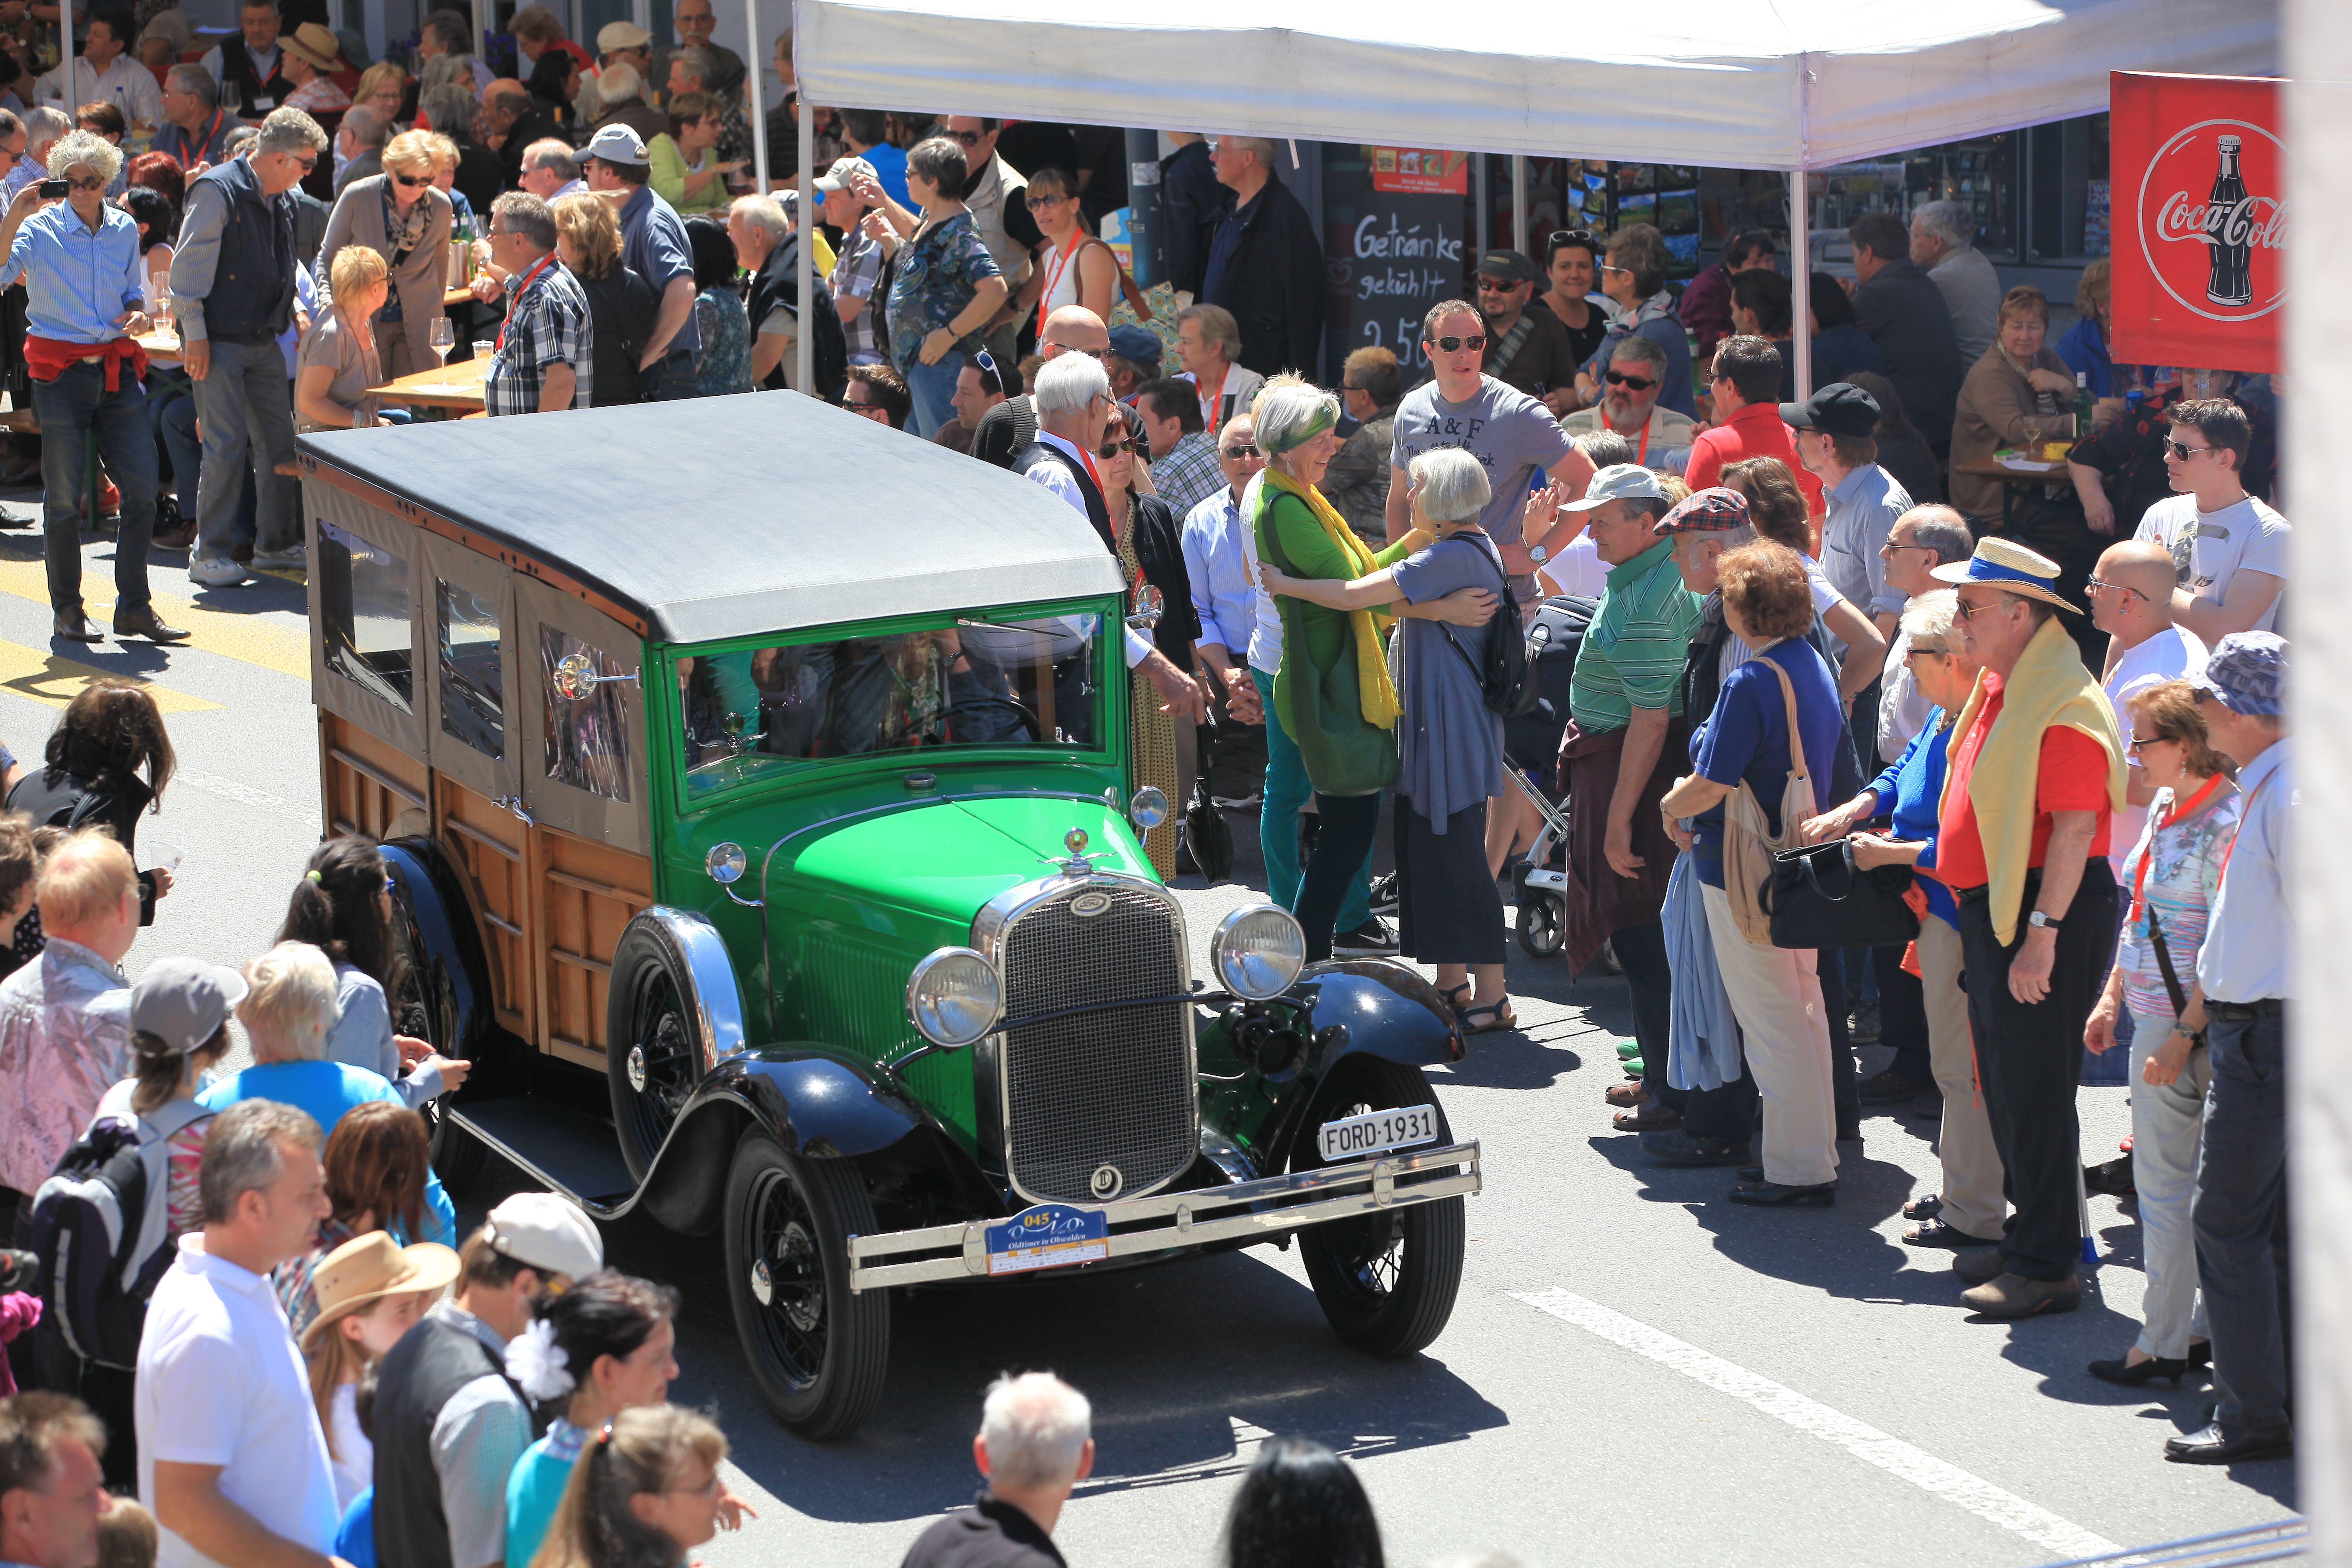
[1929,535,2082,614]
[281,22,346,76]
[300,1230,461,1349]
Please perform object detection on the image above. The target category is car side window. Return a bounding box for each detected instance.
[320,520,414,712]
[542,627,632,802]
[437,580,503,759]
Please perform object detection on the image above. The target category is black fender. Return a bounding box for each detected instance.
[382,836,513,1075]
[1248,960,1464,1174]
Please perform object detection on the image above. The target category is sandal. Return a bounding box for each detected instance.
[1605,1081,1645,1108]
[1436,982,1471,1013]
[1458,1000,1518,1035]
[1612,1102,1682,1133]
[1902,1193,1942,1220]
[1902,1216,2000,1250]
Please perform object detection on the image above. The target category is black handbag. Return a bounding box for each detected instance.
[1183,714,1234,882]
[1759,839,1919,951]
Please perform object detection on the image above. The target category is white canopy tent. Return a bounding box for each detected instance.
[778,0,2278,395]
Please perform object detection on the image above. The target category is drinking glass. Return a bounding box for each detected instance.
[428,318,455,384]
[472,339,495,365]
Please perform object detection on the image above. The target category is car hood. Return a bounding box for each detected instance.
[774,791,1153,927]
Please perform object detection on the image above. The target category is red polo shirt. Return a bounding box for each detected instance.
[1684,401,1825,519]
[1932,675,2114,891]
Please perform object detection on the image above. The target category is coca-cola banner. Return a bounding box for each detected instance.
[2110,71,2285,374]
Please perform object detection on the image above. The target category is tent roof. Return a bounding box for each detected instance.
[793,0,2277,170]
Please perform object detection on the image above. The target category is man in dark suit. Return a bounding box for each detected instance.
[1849,210,1963,460]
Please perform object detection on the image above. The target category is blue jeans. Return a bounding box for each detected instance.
[643,349,699,401]
[147,374,199,511]
[1250,667,1371,933]
[2194,1006,2291,1432]
[900,355,960,439]
[31,361,156,614]
[188,336,298,560]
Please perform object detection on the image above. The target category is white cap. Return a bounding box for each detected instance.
[482,1192,604,1282]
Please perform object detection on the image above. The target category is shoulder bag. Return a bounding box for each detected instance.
[1718,652,1818,946]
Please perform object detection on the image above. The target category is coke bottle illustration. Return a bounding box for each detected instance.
[2206,134,2253,307]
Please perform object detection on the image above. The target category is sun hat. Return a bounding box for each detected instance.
[595,20,651,52]
[1562,462,1668,513]
[281,21,346,75]
[2187,630,2286,717]
[299,1231,462,1349]
[1930,536,2081,614]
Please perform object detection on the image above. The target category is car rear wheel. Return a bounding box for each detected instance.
[1293,1058,1466,1359]
[722,1131,890,1439]
[608,920,711,1181]
[390,931,487,1194]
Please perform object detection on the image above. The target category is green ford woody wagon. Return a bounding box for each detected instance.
[295,394,1481,1439]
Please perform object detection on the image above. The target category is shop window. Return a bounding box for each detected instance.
[320,519,413,712]
[541,627,632,802]
[437,580,503,759]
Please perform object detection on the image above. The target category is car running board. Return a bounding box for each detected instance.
[451,1096,641,1216]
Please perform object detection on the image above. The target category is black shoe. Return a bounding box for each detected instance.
[1728,1180,1836,1207]
[1332,918,1398,958]
[1736,1165,1764,1183]
[1858,1068,1932,1106]
[2187,1341,2212,1368]
[1640,1130,1754,1168]
[2090,1354,2192,1387]
[1836,1114,1862,1142]
[52,609,102,642]
[113,607,189,643]
[2084,1155,2137,1197]
[1952,1247,2008,1286]
[2164,1421,2292,1465]
[1848,998,1881,1044]
[1905,1090,1945,1118]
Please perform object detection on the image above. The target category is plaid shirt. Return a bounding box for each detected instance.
[483,258,592,417]
[1152,429,1225,523]
[828,225,885,363]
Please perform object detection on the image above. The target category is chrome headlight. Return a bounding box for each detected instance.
[1129,785,1168,831]
[905,947,1003,1048]
[1211,904,1305,1001]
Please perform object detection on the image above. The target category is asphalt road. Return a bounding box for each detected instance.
[0,509,2295,1568]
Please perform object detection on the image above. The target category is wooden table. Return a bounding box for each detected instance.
[367,356,487,416]
[1949,453,2073,530]
[135,330,183,366]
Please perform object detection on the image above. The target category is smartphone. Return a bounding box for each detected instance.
[36,179,67,199]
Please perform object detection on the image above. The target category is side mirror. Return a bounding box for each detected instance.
[552,650,643,701]
[1125,583,1165,631]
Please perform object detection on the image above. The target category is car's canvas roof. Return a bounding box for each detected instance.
[299,393,1125,644]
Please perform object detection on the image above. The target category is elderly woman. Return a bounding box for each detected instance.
[317,128,455,381]
[1659,542,1846,1204]
[553,191,653,406]
[1096,405,1198,875]
[295,246,389,431]
[648,90,740,216]
[1803,590,2005,1244]
[1261,448,1516,1029]
[353,62,405,124]
[1174,302,1264,435]
[1575,222,1694,418]
[1949,285,2078,521]
[875,135,1006,438]
[2080,679,2238,1384]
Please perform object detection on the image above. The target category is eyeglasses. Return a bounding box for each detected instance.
[1219,444,1259,459]
[841,400,890,414]
[1599,262,1633,276]
[1602,369,1655,391]
[2163,438,2213,461]
[1903,645,1950,660]
[1024,192,1072,210]
[1951,594,2019,621]
[392,173,431,188]
[667,1473,724,1501]
[1880,538,1935,557]
[2127,733,2171,750]
[2085,575,2149,602]
[1426,334,1487,353]
[288,152,318,170]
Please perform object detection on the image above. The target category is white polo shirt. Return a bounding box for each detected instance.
[136,1234,340,1568]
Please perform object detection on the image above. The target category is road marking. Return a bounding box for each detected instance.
[1511,1288,2122,1560]
[0,549,312,682]
[0,639,219,713]
[177,769,319,827]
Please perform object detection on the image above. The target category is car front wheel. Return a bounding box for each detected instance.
[1293,1058,1466,1359]
[722,1130,890,1440]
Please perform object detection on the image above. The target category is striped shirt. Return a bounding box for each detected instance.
[1569,538,1701,729]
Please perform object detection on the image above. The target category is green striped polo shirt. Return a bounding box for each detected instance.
[1568,538,1702,729]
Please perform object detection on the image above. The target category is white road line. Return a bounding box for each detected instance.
[1511,1287,2123,1560]
[177,769,320,827]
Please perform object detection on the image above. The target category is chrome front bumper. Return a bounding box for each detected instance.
[846,1140,1482,1292]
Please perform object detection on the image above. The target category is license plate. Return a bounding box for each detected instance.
[1318,1104,1440,1162]
[983,1203,1109,1276]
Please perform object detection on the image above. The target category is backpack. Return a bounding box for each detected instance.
[24,1098,211,1370]
[1441,536,1543,721]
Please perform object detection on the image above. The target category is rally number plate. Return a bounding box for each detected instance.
[1317,1104,1440,1163]
[983,1203,1109,1276]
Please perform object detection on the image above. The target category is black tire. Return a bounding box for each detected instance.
[722,1131,890,1439]
[1293,1058,1466,1359]
[608,925,705,1182]
[1517,891,1564,957]
[390,944,489,1193]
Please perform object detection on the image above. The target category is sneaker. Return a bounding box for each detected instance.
[1615,1039,1642,1062]
[1209,792,1260,811]
[187,555,248,587]
[1331,918,1398,958]
[1848,997,1882,1044]
[250,546,307,571]
[1367,872,1398,917]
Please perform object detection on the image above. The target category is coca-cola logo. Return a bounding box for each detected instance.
[2135,116,2287,323]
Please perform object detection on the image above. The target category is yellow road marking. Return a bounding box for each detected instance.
[0,637,220,713]
[0,545,312,682]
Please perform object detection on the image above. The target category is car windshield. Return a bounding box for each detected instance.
[678,612,1106,794]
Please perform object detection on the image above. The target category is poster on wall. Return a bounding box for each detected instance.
[1370,147,1470,195]
[2109,71,2285,374]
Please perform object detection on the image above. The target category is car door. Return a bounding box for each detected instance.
[306,482,431,843]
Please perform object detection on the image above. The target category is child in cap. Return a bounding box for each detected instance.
[302,1230,461,1509]
[95,957,249,1246]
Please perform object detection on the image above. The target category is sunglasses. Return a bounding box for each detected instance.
[947,129,986,147]
[2086,575,2149,602]
[1599,262,1634,276]
[1475,277,1523,292]
[1220,444,1260,459]
[289,152,318,170]
[1952,595,2020,621]
[2163,438,2213,461]
[1903,645,1950,660]
[1547,228,1596,250]
[1024,193,1072,209]
[1098,435,1140,459]
[1603,369,1655,391]
[2128,733,2171,750]
[1426,334,1487,353]
[842,400,890,413]
[392,173,432,188]
[64,175,106,191]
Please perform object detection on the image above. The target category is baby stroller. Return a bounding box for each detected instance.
[1501,593,1591,957]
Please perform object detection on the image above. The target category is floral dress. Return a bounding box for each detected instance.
[883,209,1001,375]
[693,286,752,396]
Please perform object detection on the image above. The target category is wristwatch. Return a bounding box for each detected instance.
[1527,544,1550,566]
[2027,910,2062,931]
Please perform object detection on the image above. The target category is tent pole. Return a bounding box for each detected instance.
[1789,168,1812,400]
[1474,156,1488,261]
[795,89,812,396]
[744,0,768,193]
[1510,154,1527,253]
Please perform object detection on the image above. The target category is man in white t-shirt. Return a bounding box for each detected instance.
[2131,398,2287,645]
[137,1099,347,1568]
[2088,539,2208,877]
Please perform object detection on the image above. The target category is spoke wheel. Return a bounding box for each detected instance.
[722,1132,889,1439]
[607,920,717,1182]
[391,942,486,1192]
[1293,1058,1466,1359]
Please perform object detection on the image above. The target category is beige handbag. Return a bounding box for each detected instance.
[1720,652,1819,945]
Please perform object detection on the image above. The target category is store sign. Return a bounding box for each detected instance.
[2110,71,2285,373]
[1370,147,1469,196]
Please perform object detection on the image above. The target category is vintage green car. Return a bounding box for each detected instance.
[295,394,1481,1439]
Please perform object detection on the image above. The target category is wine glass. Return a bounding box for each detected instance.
[428,319,455,385]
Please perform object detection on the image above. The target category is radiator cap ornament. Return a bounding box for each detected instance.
[1089,1163,1125,1200]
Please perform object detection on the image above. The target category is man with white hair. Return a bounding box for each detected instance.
[1021,353,1205,723]
[900,1372,1093,1568]
[583,59,664,147]
[4,108,67,201]
[1909,199,2000,366]
[515,138,584,202]
[1200,134,1323,375]
[729,192,843,396]
[583,122,697,398]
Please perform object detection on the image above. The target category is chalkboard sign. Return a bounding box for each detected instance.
[1321,144,1474,387]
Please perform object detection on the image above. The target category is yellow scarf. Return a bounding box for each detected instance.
[1938,616,2127,945]
[1261,467,1403,730]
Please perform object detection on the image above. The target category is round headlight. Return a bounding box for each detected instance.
[704,841,748,885]
[1211,905,1306,1001]
[1129,785,1169,831]
[906,947,1003,1048]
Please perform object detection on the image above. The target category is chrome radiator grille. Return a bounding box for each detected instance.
[998,881,1195,1205]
